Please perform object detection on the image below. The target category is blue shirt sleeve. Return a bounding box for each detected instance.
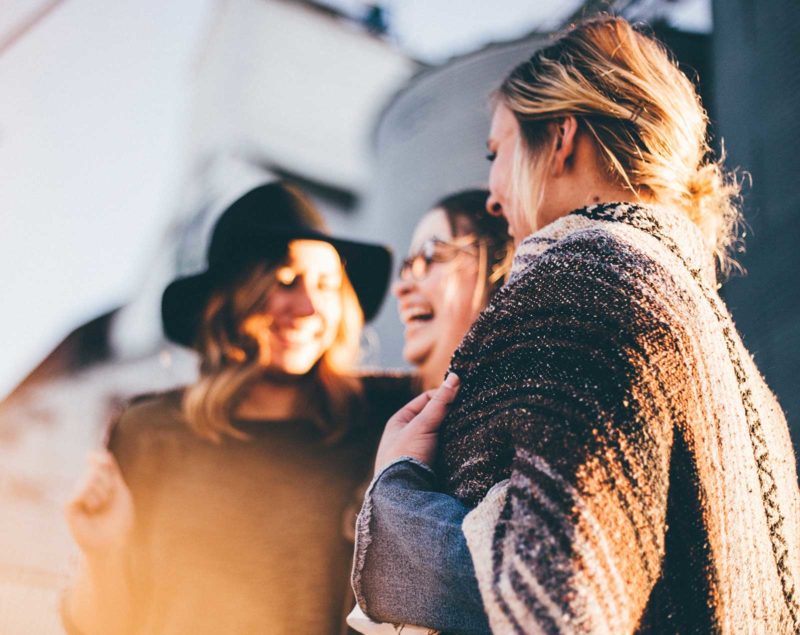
[351,457,491,635]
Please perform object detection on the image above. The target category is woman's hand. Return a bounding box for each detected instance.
[374,373,460,475]
[65,450,134,556]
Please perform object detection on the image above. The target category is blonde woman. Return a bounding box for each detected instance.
[352,16,800,634]
[62,182,413,635]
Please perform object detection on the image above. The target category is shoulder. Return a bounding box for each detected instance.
[507,204,706,314]
[455,224,685,374]
[115,388,184,430]
[527,227,661,287]
[496,225,684,329]
[108,389,187,453]
[359,371,417,400]
[357,371,419,424]
[105,389,189,490]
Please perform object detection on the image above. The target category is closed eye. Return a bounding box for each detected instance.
[317,276,342,292]
[275,267,298,287]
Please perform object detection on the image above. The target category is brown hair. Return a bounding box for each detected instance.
[496,15,743,275]
[434,189,514,309]
[182,257,364,443]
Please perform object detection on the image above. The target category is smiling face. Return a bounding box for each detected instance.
[486,103,535,245]
[393,209,482,390]
[240,240,343,377]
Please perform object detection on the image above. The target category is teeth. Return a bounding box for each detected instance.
[276,330,317,344]
[402,306,434,322]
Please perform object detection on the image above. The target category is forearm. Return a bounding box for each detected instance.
[353,457,490,635]
[62,551,132,635]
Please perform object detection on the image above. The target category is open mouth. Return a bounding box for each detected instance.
[274,329,319,345]
[402,306,434,324]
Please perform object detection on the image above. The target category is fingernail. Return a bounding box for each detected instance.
[444,373,460,387]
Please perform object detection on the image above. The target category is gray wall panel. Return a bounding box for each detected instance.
[713,0,800,447]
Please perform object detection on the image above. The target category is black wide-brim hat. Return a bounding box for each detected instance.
[162,182,392,348]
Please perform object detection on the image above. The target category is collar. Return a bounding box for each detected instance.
[508,202,717,288]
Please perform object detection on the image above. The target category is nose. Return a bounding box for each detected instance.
[290,282,316,318]
[485,193,503,218]
[392,275,414,299]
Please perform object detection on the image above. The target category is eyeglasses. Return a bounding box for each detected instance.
[398,237,479,281]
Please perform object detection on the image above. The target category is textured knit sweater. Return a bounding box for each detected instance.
[436,203,800,634]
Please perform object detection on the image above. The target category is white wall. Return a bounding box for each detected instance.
[0,0,214,398]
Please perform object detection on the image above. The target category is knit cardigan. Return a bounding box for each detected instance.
[436,202,800,634]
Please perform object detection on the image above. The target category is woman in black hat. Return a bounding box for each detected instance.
[61,182,414,635]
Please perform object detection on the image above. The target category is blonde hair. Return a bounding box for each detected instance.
[182,258,364,443]
[497,15,743,275]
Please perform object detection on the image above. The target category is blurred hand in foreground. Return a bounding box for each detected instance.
[65,450,134,556]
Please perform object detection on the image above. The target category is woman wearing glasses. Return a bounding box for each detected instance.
[394,190,512,391]
[347,190,512,635]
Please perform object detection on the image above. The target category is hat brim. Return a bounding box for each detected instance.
[162,230,392,348]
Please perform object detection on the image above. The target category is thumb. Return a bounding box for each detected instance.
[410,373,460,434]
[91,449,124,480]
[387,390,436,428]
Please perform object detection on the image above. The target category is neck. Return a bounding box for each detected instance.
[235,374,308,420]
[536,132,648,232]
[542,183,642,230]
[419,369,439,392]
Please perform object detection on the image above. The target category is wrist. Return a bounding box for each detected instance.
[372,456,437,489]
[374,453,433,478]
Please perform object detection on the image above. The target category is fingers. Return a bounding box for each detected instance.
[386,390,435,427]
[429,372,460,404]
[411,373,460,434]
[384,373,460,435]
[68,451,122,515]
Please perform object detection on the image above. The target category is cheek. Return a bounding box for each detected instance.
[319,297,343,338]
[440,276,463,308]
[241,314,270,340]
[416,269,449,307]
[438,268,480,323]
[489,156,510,200]
[261,289,287,317]
[488,163,503,198]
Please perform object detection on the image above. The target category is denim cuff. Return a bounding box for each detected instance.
[368,456,436,498]
[352,457,435,612]
[351,457,491,635]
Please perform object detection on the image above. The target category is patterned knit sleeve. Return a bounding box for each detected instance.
[448,235,681,634]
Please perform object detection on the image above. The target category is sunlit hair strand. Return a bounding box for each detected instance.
[496,15,744,276]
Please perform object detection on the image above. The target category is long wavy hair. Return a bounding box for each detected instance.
[182,255,364,443]
[496,15,743,275]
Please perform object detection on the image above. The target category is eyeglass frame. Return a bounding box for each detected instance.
[398,236,480,282]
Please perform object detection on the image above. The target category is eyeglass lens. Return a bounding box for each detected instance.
[399,238,477,281]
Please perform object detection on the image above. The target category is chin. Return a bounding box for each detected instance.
[270,352,323,376]
[402,343,430,370]
[282,365,314,376]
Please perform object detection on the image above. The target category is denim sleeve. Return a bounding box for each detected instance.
[352,457,491,635]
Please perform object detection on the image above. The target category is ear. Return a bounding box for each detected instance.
[551,115,579,177]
